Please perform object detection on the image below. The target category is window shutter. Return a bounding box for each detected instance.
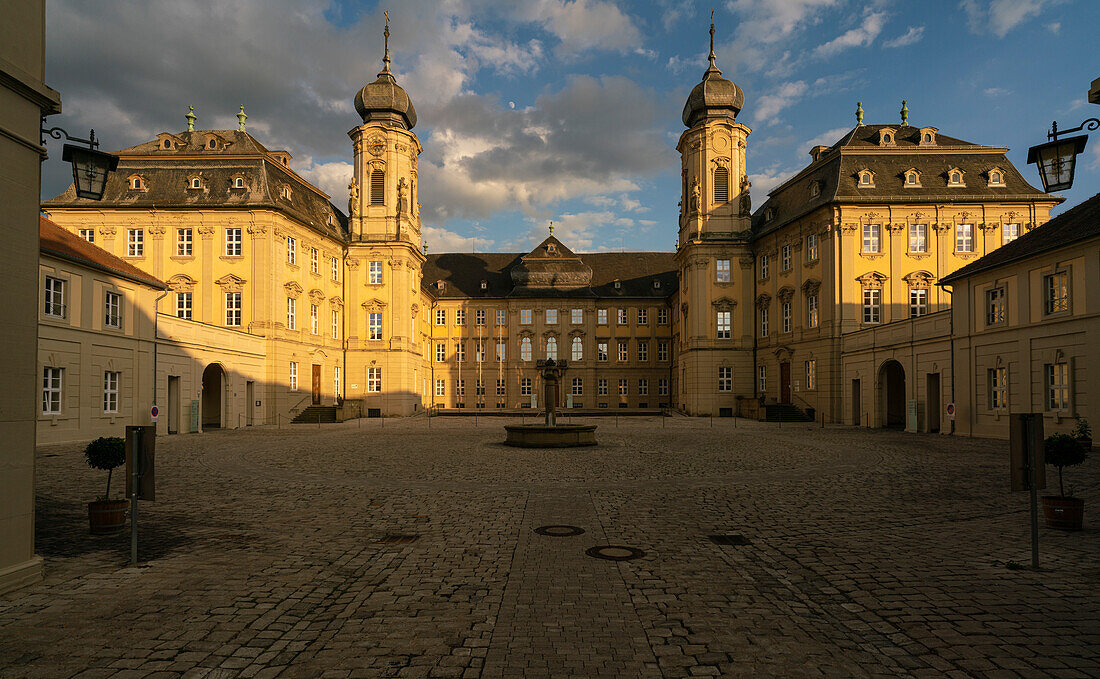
[370,169,385,205]
[714,167,729,204]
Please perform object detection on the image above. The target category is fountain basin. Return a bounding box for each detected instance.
[503,424,598,448]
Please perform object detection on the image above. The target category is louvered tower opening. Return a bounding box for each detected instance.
[714,166,729,204]
[370,169,385,205]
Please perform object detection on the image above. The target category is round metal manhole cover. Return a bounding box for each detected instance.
[534,525,586,537]
[585,545,646,561]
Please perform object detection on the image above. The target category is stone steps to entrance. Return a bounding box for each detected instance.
[291,405,338,424]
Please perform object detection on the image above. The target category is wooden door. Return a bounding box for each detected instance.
[311,365,321,405]
[779,362,791,404]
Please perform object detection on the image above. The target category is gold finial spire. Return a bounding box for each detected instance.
[855,101,864,126]
[381,10,391,73]
[708,9,716,66]
[549,220,554,236]
[186,105,196,131]
[237,105,247,131]
[900,99,909,126]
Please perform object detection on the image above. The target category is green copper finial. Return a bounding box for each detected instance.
[855,101,863,127]
[900,99,909,126]
[186,105,196,131]
[237,105,247,131]
[549,220,554,236]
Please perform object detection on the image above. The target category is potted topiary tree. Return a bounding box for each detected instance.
[1041,433,1088,530]
[84,436,128,534]
[1071,418,1092,450]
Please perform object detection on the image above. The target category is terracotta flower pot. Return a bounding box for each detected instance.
[88,499,128,534]
[1041,495,1084,531]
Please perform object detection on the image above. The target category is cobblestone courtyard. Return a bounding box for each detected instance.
[2,417,1098,678]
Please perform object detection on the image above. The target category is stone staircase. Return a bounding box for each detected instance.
[764,403,813,422]
[292,405,338,424]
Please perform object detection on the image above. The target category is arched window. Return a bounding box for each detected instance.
[163,139,171,149]
[190,177,201,189]
[370,169,385,206]
[951,171,961,184]
[860,172,871,185]
[208,139,216,148]
[990,171,1001,183]
[234,177,244,188]
[520,337,532,362]
[130,177,142,190]
[571,337,583,361]
[546,337,557,360]
[883,134,892,143]
[923,133,931,142]
[713,166,729,204]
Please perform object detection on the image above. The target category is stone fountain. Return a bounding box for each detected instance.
[504,359,597,447]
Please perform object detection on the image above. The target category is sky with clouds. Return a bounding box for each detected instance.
[42,0,1100,253]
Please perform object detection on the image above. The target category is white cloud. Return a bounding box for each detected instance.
[422,225,494,253]
[518,210,637,252]
[813,10,887,57]
[984,87,1012,97]
[297,158,353,203]
[800,127,850,159]
[753,81,808,123]
[960,0,1061,38]
[514,0,643,56]
[1045,21,1061,33]
[749,166,797,199]
[727,0,841,43]
[883,25,925,48]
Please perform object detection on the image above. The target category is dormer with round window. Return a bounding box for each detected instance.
[279,185,292,201]
[156,133,182,151]
[947,167,966,187]
[987,167,1006,187]
[903,168,922,188]
[919,127,937,146]
[857,169,876,188]
[127,174,147,191]
[229,173,248,191]
[877,127,897,147]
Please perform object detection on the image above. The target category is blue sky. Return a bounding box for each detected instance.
[43,0,1099,253]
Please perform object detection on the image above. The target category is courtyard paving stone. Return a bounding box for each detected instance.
[1,416,1097,678]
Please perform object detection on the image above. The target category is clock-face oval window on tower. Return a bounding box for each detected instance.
[714,166,729,204]
[370,169,385,205]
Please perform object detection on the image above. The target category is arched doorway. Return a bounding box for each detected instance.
[201,363,224,429]
[878,360,906,428]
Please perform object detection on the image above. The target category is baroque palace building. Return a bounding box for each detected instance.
[42,24,1086,442]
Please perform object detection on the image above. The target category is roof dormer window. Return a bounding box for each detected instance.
[858,170,875,188]
[187,176,202,190]
[614,280,622,290]
[919,127,937,146]
[987,168,1006,187]
[877,128,896,147]
[904,169,921,188]
[128,175,145,191]
[547,243,556,254]
[653,280,661,289]
[947,168,966,187]
[480,280,488,290]
[280,185,292,200]
[809,180,821,198]
[436,280,445,291]
[234,177,245,189]
[163,139,172,149]
[765,207,776,222]
[208,139,216,149]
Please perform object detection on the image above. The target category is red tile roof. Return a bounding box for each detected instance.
[39,217,166,289]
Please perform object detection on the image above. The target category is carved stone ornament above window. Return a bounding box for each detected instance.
[777,287,795,303]
[902,271,935,286]
[361,298,387,312]
[345,257,360,269]
[329,296,343,308]
[801,279,821,295]
[755,293,772,308]
[166,274,196,292]
[215,274,246,292]
[283,281,303,298]
[855,271,887,289]
[410,303,418,318]
[308,289,326,304]
[712,297,737,311]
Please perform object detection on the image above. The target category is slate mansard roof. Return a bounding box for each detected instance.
[40,216,167,289]
[940,191,1100,285]
[43,130,349,242]
[752,124,1058,238]
[422,237,678,300]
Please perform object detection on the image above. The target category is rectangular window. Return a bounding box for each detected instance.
[435,309,446,326]
[781,302,792,333]
[79,228,95,243]
[334,366,341,398]
[310,304,318,334]
[435,379,446,397]
[496,379,505,397]
[104,291,121,328]
[545,309,557,324]
[368,313,382,340]
[332,310,339,339]
[807,233,818,261]
[757,365,767,393]
[456,379,466,398]
[520,309,533,325]
[807,294,819,328]
[571,308,583,324]
[956,224,973,253]
[571,378,583,396]
[657,308,668,325]
[862,223,880,253]
[496,309,506,326]
[1046,363,1069,410]
[1003,223,1020,244]
[637,308,648,325]
[42,367,62,414]
[476,379,485,396]
[455,340,466,362]
[658,378,669,396]
[597,342,608,362]
[310,247,318,274]
[476,309,487,326]
[638,341,648,362]
[717,311,731,339]
[718,366,732,392]
[332,257,339,281]
[598,379,608,395]
[781,244,792,271]
[435,342,446,363]
[658,342,668,362]
[475,339,485,363]
[368,261,383,284]
[496,341,505,362]
[805,360,816,390]
[127,228,144,257]
[289,362,298,391]
[638,379,648,395]
[909,288,928,318]
[226,228,242,257]
[455,309,466,326]
[989,367,1007,410]
[225,292,241,326]
[286,236,296,265]
[177,228,193,256]
[716,259,730,282]
[520,378,532,396]
[760,308,769,337]
[367,367,381,393]
[862,289,881,324]
[597,309,608,325]
[618,341,628,362]
[909,224,927,253]
[103,371,120,413]
[1044,272,1069,314]
[44,276,66,317]
[986,287,1006,325]
[759,254,769,279]
[176,292,192,320]
[286,297,296,330]
[617,308,628,325]
[618,379,628,395]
